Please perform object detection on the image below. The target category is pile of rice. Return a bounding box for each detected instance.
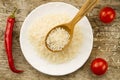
[46,27,70,51]
[27,14,83,64]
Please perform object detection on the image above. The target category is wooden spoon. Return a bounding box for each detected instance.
[45,0,99,52]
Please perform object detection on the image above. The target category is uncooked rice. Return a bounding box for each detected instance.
[46,27,70,51]
[27,14,83,64]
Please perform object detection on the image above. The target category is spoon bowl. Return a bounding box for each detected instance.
[45,23,73,52]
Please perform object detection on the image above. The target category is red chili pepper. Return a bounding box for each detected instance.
[4,8,23,73]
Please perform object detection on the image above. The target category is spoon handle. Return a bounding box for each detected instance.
[69,0,99,29]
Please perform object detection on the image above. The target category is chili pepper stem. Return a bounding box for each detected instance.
[10,7,17,18]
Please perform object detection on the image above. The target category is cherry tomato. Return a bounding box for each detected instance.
[99,7,116,23]
[91,58,108,75]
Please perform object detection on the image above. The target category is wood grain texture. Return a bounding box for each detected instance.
[0,0,120,80]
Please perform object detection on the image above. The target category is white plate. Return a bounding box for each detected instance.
[20,2,93,76]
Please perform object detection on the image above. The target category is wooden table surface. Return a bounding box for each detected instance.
[0,0,120,80]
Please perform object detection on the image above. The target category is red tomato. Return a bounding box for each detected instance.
[91,58,108,75]
[99,7,116,23]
